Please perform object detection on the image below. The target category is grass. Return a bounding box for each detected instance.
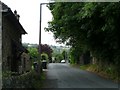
[73,64,120,83]
[89,64,119,81]
[71,64,91,70]
[80,64,91,70]
[32,71,46,89]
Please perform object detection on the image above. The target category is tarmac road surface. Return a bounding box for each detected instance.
[42,63,119,89]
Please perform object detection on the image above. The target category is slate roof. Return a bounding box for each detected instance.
[1,1,27,34]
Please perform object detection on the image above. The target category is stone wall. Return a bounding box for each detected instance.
[0,1,2,89]
[2,71,34,88]
[2,14,21,72]
[20,52,31,74]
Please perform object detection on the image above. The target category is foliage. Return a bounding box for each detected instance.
[55,54,64,63]
[79,64,90,70]
[86,64,119,82]
[69,48,77,64]
[2,71,13,78]
[52,46,61,56]
[28,47,39,62]
[23,43,53,63]
[46,2,120,67]
[32,71,45,88]
[41,53,48,61]
[39,44,53,58]
[51,45,69,57]
[62,50,65,60]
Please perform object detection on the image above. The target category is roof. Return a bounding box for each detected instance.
[2,2,27,34]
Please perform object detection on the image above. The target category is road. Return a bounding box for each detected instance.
[42,63,119,89]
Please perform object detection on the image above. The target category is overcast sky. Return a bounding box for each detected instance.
[2,0,63,46]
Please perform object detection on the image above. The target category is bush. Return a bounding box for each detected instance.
[41,53,48,62]
[55,54,64,63]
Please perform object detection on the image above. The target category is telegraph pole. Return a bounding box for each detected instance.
[39,2,54,74]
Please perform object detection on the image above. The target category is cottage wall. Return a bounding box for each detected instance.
[20,52,31,74]
[0,2,2,89]
[2,16,21,71]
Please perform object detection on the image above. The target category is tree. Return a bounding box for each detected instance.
[46,2,120,68]
[38,44,53,62]
[46,2,89,64]
[62,50,69,61]
[55,54,64,63]
[28,47,39,63]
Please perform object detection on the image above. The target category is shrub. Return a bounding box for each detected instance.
[41,53,48,62]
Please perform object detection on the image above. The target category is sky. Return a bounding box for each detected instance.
[2,0,63,46]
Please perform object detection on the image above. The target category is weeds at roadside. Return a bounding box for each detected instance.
[77,64,120,83]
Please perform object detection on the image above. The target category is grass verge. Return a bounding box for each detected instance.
[72,64,120,83]
[32,71,46,89]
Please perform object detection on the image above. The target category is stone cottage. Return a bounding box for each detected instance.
[19,50,31,74]
[2,2,29,74]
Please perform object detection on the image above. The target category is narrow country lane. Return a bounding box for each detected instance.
[42,63,119,89]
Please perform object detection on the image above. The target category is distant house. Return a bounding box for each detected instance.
[2,2,30,74]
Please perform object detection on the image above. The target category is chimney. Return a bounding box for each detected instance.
[14,10,20,21]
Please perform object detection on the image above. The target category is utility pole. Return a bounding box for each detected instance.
[37,3,42,76]
[39,2,54,75]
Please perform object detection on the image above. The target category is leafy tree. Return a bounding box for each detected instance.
[55,54,64,63]
[28,47,39,63]
[38,44,53,60]
[61,50,69,60]
[46,2,120,69]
